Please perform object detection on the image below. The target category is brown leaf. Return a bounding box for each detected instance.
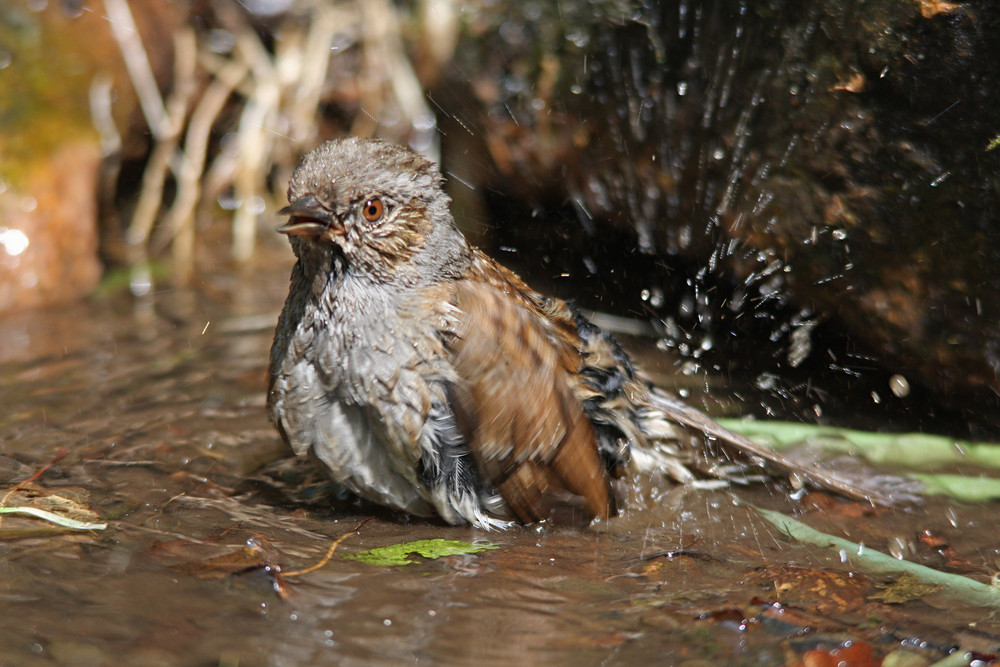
[919,0,964,19]
[749,565,872,614]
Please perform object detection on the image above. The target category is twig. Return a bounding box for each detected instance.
[286,3,341,148]
[102,0,171,139]
[107,1,429,276]
[157,56,250,280]
[214,0,283,262]
[124,26,198,281]
[282,517,373,577]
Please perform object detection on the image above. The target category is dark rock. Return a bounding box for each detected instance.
[431,0,1000,431]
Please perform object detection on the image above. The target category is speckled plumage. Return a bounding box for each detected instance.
[268,137,889,529]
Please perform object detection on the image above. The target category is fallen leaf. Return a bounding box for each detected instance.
[919,0,963,19]
[343,538,500,567]
[749,565,871,614]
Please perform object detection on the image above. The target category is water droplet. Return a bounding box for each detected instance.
[566,28,589,48]
[245,196,266,215]
[237,0,294,17]
[680,360,699,375]
[889,374,910,398]
[207,29,235,54]
[832,229,847,240]
[887,536,909,560]
[678,293,694,317]
[523,2,542,21]
[499,21,525,46]
[378,104,402,127]
[754,373,777,391]
[930,171,950,187]
[218,191,240,210]
[502,75,526,95]
[331,32,355,52]
[130,270,152,297]
[0,228,29,257]
[413,112,436,131]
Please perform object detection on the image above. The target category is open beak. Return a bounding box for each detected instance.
[276,194,341,237]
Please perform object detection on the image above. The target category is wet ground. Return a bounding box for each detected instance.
[1,234,998,666]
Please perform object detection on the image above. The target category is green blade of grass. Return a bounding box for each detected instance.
[0,506,107,530]
[717,419,1000,471]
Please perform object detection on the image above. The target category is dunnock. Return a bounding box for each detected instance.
[268,137,886,529]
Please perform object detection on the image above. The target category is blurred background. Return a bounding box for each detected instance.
[3,3,1000,662]
[2,0,999,435]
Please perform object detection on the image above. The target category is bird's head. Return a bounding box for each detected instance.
[279,137,468,285]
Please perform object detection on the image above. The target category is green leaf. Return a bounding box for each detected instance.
[717,419,1000,501]
[343,538,500,567]
[717,419,1000,471]
[908,473,1000,502]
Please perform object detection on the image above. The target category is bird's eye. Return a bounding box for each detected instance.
[361,197,384,222]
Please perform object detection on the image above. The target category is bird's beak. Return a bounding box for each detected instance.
[277,194,342,237]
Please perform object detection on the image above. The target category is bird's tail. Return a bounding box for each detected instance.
[639,388,916,507]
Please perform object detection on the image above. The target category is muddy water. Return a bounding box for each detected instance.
[1,237,997,666]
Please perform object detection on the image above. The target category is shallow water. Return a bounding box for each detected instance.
[1,236,997,666]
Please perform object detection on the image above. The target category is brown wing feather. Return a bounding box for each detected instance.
[448,278,615,523]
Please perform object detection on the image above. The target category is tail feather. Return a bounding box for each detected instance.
[644,389,907,507]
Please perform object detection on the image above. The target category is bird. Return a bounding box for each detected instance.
[267,137,889,529]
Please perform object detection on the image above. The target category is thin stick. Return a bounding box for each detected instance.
[160,56,250,280]
[214,0,281,262]
[102,0,170,139]
[282,517,373,577]
[123,25,198,276]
